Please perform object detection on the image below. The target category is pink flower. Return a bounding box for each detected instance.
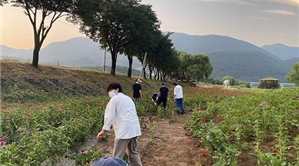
[0,141,7,146]
[260,101,267,106]
[26,114,31,118]
[0,135,9,141]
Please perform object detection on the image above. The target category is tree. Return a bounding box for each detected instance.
[123,4,160,77]
[221,76,236,86]
[286,62,299,86]
[177,51,213,81]
[7,0,75,67]
[70,0,141,76]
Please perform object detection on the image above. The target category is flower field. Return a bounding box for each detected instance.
[0,98,109,165]
[187,88,299,166]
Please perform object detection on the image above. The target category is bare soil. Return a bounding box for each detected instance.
[95,113,208,166]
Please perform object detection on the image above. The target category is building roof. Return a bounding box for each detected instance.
[260,77,279,81]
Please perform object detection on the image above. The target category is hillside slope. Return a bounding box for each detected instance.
[0,60,160,103]
[208,51,288,81]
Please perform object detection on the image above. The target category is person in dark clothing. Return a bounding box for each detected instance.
[156,83,169,109]
[152,93,159,103]
[132,78,142,104]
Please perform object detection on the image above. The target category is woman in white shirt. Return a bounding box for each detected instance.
[97,83,142,166]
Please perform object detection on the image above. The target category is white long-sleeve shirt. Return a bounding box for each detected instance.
[102,93,142,140]
[174,85,183,99]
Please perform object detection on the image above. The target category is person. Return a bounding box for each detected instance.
[173,82,184,114]
[132,78,142,104]
[91,157,128,166]
[156,83,169,109]
[97,83,142,166]
[152,93,159,104]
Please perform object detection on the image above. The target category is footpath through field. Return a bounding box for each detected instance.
[96,112,204,166]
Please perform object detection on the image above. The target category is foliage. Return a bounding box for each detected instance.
[176,51,213,81]
[188,88,299,165]
[0,98,107,165]
[286,62,299,86]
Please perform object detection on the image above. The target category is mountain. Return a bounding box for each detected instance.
[283,57,299,71]
[169,32,281,61]
[169,33,291,81]
[262,44,299,60]
[0,45,32,60]
[1,37,141,68]
[208,51,288,81]
[1,33,297,82]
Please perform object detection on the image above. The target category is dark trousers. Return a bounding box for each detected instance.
[157,97,167,109]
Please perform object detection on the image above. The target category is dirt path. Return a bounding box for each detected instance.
[95,112,205,166]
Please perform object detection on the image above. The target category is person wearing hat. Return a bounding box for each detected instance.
[97,83,142,166]
[132,78,142,104]
[91,157,128,166]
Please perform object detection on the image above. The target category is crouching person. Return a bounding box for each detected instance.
[97,83,142,166]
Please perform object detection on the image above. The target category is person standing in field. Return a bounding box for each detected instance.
[173,82,184,114]
[132,78,142,104]
[97,83,142,166]
[156,83,169,109]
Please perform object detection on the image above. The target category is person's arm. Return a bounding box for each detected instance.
[174,87,177,100]
[97,99,116,139]
[139,85,142,98]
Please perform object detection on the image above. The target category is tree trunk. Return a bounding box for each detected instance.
[127,56,133,77]
[111,52,117,76]
[143,67,146,79]
[149,65,153,80]
[32,47,40,68]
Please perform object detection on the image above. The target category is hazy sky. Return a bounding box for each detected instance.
[1,0,298,49]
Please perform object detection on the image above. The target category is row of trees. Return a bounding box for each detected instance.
[2,0,213,81]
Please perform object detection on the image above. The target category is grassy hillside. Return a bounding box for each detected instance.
[0,60,160,104]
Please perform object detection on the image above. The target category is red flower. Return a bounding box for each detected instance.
[26,114,31,118]
[79,149,86,153]
[272,148,279,153]
[201,152,208,157]
[233,129,236,133]
[201,119,207,124]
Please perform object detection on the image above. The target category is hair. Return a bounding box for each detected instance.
[161,82,165,86]
[107,83,123,92]
[173,82,177,86]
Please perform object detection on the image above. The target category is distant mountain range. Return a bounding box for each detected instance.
[262,43,299,60]
[1,32,298,82]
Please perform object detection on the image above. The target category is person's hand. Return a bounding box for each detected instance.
[97,130,105,139]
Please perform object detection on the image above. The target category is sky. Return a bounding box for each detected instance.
[0,0,298,49]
